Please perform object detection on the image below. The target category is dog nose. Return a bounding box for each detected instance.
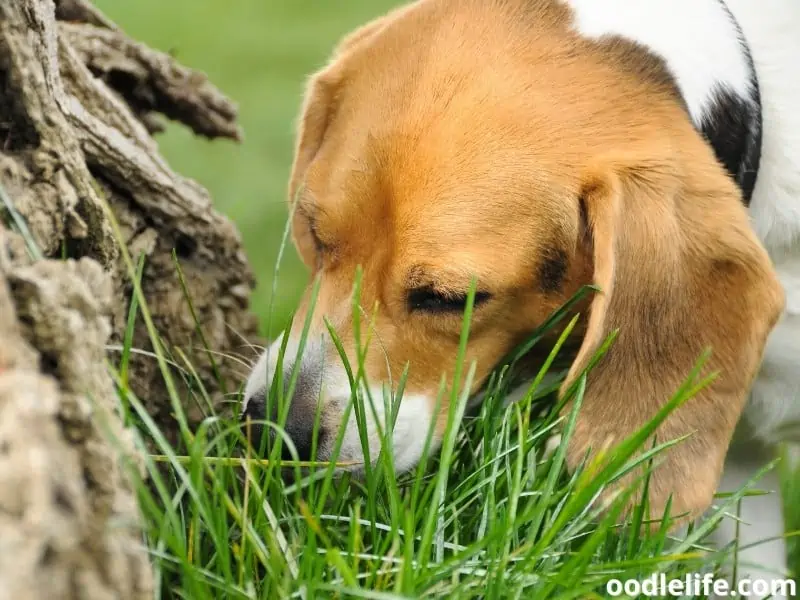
[280,415,315,462]
[240,388,316,462]
[240,393,268,452]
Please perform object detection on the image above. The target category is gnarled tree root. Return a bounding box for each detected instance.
[0,0,263,597]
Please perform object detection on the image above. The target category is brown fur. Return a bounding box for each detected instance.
[282,0,784,523]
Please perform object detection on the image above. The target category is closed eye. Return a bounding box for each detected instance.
[407,286,492,313]
[307,212,330,254]
[296,200,332,254]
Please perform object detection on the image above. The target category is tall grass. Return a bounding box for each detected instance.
[3,176,795,598]
[100,208,781,599]
[72,3,800,590]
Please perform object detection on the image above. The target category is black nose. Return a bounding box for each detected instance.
[240,391,316,462]
[240,394,268,452]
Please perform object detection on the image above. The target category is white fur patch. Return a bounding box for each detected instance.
[725,0,800,256]
[323,373,435,474]
[724,0,800,458]
[746,303,800,444]
[560,0,753,123]
[244,332,435,473]
[242,331,302,414]
[725,0,800,446]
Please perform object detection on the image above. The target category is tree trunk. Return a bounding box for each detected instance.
[0,0,262,597]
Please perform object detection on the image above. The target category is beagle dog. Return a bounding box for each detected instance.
[244,0,800,592]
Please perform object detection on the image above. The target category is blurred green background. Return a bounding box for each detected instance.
[94,0,400,337]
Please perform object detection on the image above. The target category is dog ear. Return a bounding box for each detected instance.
[562,143,784,524]
[287,69,338,203]
[288,10,404,201]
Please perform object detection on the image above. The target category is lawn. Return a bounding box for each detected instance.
[93,1,799,598]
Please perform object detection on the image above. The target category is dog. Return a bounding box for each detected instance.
[244,0,800,593]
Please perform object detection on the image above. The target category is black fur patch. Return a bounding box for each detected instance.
[697,0,762,205]
[698,84,761,204]
[538,247,568,293]
[596,2,762,207]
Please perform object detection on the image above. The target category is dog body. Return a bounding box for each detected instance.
[246,0,798,591]
[552,0,800,589]
[720,0,800,445]
[561,0,800,437]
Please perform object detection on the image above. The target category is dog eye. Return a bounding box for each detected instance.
[407,287,491,313]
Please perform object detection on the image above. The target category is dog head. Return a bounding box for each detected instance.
[244,0,783,520]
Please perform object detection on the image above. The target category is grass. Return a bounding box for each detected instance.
[9,163,799,598]
[115,256,768,599]
[54,1,800,597]
[114,258,800,598]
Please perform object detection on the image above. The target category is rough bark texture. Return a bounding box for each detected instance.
[0,0,262,597]
[0,252,152,600]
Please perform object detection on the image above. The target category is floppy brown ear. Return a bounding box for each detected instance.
[286,24,382,262]
[287,69,339,204]
[288,7,409,201]
[562,143,784,523]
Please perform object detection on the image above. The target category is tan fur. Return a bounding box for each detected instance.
[281,0,784,523]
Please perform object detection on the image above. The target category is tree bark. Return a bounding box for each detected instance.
[0,0,262,596]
